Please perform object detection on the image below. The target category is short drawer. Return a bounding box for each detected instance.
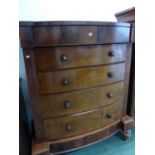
[33,26,130,46]
[38,63,125,94]
[43,101,122,140]
[40,82,124,118]
[35,44,127,71]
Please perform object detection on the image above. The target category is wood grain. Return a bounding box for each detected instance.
[39,82,124,118]
[43,101,122,140]
[115,7,135,23]
[32,142,50,155]
[38,63,125,94]
[19,21,133,154]
[35,44,127,71]
[50,122,120,154]
[33,26,130,46]
[19,21,130,27]
[19,27,34,48]
[22,49,44,140]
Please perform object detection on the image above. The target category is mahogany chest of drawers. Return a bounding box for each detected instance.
[19,21,134,154]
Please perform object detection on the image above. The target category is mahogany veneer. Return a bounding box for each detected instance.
[19,21,134,154]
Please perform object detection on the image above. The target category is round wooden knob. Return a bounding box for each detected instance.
[65,124,72,131]
[61,54,68,61]
[107,112,113,118]
[108,51,115,57]
[64,101,71,109]
[62,79,70,85]
[107,92,113,98]
[107,72,114,78]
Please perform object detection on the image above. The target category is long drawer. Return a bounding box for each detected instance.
[33,26,130,46]
[43,101,122,140]
[35,44,127,71]
[38,63,125,94]
[40,82,124,118]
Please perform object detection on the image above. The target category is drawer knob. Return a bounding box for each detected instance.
[62,79,70,85]
[64,101,71,109]
[107,72,114,78]
[108,51,115,57]
[61,54,68,61]
[65,124,72,131]
[107,92,113,98]
[107,112,113,118]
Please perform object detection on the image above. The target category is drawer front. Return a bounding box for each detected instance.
[43,101,122,140]
[35,44,127,71]
[44,109,102,140]
[34,26,97,46]
[102,100,123,125]
[38,63,125,94]
[40,82,124,118]
[33,26,129,46]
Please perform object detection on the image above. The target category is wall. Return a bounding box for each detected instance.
[19,0,134,21]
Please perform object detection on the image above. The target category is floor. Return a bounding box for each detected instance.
[65,129,135,155]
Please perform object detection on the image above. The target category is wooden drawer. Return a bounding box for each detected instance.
[35,44,127,71]
[43,101,122,140]
[40,82,124,118]
[33,26,130,46]
[38,63,125,94]
[102,100,123,126]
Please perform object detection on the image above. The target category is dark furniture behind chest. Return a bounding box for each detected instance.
[19,21,134,154]
[115,7,135,117]
[19,78,31,155]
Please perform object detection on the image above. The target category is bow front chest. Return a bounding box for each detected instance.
[19,21,133,154]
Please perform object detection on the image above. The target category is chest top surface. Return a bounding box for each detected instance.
[19,21,131,48]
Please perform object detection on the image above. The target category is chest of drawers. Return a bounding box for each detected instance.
[20,21,133,154]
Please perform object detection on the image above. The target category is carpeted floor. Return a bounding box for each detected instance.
[65,129,135,155]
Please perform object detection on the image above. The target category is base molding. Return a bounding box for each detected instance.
[120,115,134,141]
[120,115,135,131]
[50,121,120,154]
[32,142,50,155]
[32,116,134,155]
